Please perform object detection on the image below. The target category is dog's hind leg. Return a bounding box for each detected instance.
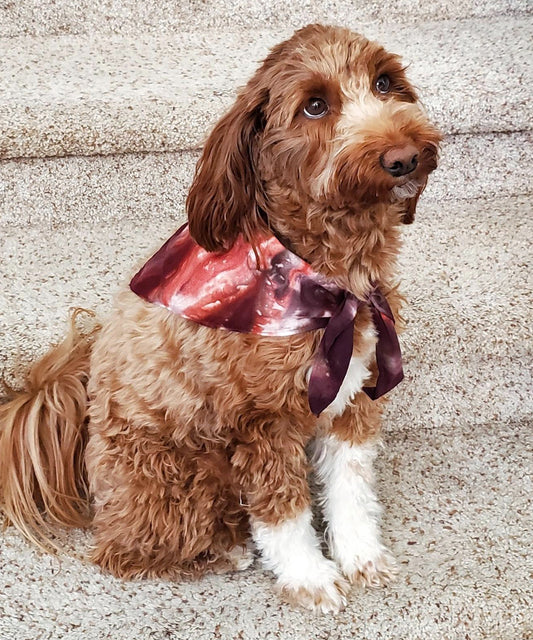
[81,295,251,578]
[86,422,249,579]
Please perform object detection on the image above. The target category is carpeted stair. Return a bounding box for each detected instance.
[0,2,532,639]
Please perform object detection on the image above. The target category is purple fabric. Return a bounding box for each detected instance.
[130,225,404,415]
[364,289,405,400]
[307,293,361,415]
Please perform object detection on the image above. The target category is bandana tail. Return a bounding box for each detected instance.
[308,296,360,416]
[363,294,404,400]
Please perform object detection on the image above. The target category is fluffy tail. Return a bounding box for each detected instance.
[0,309,101,551]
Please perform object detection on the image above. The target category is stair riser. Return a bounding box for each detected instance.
[1,133,530,228]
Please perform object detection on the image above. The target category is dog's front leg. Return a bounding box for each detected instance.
[313,397,398,588]
[232,430,349,613]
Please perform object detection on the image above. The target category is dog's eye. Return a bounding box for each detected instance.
[375,75,391,94]
[303,97,329,119]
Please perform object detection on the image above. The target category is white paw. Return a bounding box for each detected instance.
[340,548,398,588]
[278,558,349,613]
[252,510,350,613]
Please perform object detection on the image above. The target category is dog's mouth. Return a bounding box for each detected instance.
[390,178,422,201]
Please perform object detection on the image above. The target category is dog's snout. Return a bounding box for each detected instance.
[380,145,419,178]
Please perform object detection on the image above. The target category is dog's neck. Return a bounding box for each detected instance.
[262,198,404,300]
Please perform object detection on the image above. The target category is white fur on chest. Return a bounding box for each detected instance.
[324,354,372,417]
[306,327,376,418]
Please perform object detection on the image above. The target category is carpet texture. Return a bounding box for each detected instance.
[0,1,532,639]
[1,17,531,159]
[1,0,529,37]
[1,195,531,640]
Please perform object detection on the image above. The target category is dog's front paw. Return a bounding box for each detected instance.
[278,562,349,613]
[341,548,398,589]
[253,509,350,613]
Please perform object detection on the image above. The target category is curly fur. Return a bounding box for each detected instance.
[0,24,441,612]
[0,309,98,549]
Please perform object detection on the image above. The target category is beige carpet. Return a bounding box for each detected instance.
[1,18,531,159]
[1,2,532,639]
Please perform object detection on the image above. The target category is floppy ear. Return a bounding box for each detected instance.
[186,87,268,252]
[401,179,427,224]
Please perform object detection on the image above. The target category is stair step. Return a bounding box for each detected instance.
[1,16,530,160]
[1,131,531,228]
[1,1,529,38]
[0,150,198,227]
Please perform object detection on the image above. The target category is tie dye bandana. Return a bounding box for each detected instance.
[130,225,404,415]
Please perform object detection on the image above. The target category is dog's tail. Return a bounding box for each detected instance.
[0,309,101,551]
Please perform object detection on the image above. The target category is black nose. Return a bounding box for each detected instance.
[380,145,419,177]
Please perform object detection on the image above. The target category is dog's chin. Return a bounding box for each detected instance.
[390,178,423,201]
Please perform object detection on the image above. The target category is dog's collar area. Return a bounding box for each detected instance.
[308,287,404,415]
[130,224,404,415]
[258,205,301,260]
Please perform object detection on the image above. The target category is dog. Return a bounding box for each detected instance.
[0,24,441,613]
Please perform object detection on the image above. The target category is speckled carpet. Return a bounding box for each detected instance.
[1,2,532,639]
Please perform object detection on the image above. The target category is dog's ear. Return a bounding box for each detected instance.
[186,86,268,252]
[401,179,427,224]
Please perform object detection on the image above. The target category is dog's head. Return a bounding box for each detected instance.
[187,24,441,257]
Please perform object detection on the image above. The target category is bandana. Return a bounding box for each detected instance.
[130,225,404,415]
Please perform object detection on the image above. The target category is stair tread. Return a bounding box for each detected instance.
[1,16,531,160]
[1,0,529,38]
